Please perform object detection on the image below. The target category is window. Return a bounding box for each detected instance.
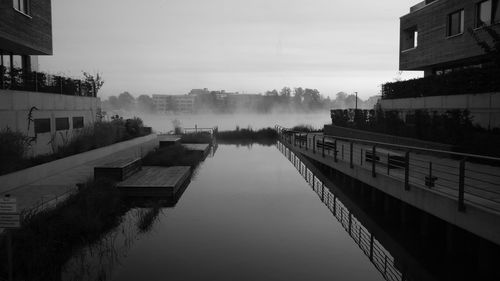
[12,0,30,15]
[56,118,70,131]
[402,27,419,50]
[477,0,493,27]
[448,9,464,37]
[34,119,51,134]
[72,117,84,129]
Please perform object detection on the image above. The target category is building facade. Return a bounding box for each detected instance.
[153,94,195,113]
[0,0,52,73]
[1,0,102,156]
[400,0,500,76]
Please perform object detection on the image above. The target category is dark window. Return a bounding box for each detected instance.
[477,0,493,27]
[56,118,70,131]
[73,117,84,129]
[13,0,30,15]
[34,119,51,134]
[402,27,418,50]
[448,10,464,36]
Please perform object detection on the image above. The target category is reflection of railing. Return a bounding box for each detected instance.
[275,125,500,213]
[0,67,96,97]
[277,142,406,281]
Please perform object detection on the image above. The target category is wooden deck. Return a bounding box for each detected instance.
[182,143,210,156]
[116,166,191,197]
[94,157,142,181]
[159,135,181,147]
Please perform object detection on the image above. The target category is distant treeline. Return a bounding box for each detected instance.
[101,88,380,114]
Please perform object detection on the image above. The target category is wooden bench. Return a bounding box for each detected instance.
[94,157,142,181]
[365,147,405,169]
[316,140,339,157]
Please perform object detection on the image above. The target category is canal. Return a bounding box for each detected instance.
[60,143,385,281]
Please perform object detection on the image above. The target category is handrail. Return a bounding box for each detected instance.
[275,124,500,213]
[275,125,500,162]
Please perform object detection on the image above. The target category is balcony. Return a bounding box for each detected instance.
[0,67,97,97]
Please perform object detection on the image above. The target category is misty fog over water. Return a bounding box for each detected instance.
[115,112,331,132]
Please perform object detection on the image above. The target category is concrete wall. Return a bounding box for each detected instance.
[0,134,159,194]
[379,92,500,129]
[0,0,52,55]
[0,89,101,156]
[400,0,500,71]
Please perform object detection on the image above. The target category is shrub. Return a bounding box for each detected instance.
[0,128,32,174]
[142,143,204,167]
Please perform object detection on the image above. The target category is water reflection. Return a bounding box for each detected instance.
[277,141,405,281]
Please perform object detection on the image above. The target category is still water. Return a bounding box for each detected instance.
[62,144,384,281]
[119,112,331,132]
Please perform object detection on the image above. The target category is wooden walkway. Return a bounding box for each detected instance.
[116,166,191,197]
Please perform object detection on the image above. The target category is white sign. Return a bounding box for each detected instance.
[0,214,20,229]
[0,197,17,213]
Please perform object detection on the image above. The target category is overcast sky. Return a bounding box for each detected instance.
[39,0,422,99]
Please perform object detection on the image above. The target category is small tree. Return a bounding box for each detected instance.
[82,71,105,97]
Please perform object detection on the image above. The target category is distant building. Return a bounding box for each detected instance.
[0,0,101,156]
[189,88,209,96]
[153,94,195,113]
[400,0,500,76]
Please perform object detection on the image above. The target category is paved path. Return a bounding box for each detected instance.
[0,148,143,214]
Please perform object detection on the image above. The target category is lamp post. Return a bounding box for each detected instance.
[355,92,358,110]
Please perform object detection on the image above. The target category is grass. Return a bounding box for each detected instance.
[215,127,278,145]
[142,143,206,167]
[0,179,126,280]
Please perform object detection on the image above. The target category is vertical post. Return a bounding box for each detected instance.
[427,161,433,188]
[387,152,390,175]
[458,159,466,212]
[313,135,316,154]
[361,148,363,165]
[322,137,325,157]
[384,255,388,277]
[333,195,337,216]
[305,134,308,151]
[348,212,352,235]
[405,151,410,190]
[342,144,344,160]
[372,145,376,178]
[350,142,354,168]
[334,140,338,162]
[7,230,12,281]
[369,234,374,261]
[34,71,38,92]
[321,183,325,201]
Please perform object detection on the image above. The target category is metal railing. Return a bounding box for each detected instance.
[275,125,500,213]
[277,142,407,281]
[183,126,218,135]
[0,67,96,97]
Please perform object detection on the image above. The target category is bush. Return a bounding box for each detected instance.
[215,127,278,145]
[0,179,125,280]
[330,108,500,157]
[0,128,32,174]
[142,143,204,167]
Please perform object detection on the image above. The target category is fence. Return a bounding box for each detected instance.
[275,125,500,213]
[277,142,407,281]
[0,67,96,97]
